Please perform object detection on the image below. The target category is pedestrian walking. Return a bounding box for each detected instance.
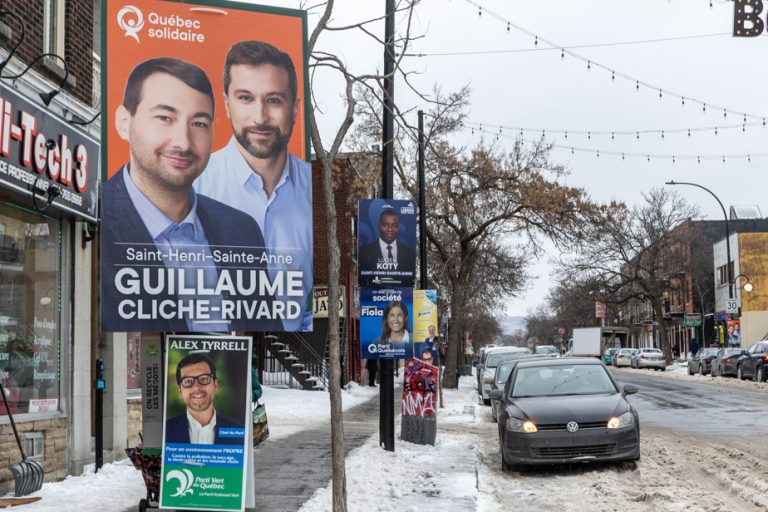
[366,359,379,387]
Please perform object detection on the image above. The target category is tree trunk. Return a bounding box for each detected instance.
[652,299,673,363]
[442,284,464,389]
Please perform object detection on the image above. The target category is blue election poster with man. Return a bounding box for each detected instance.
[358,199,417,288]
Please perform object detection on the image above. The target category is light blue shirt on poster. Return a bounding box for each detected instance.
[123,167,229,332]
[194,138,313,331]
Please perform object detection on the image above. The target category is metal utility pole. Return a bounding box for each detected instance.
[379,0,396,452]
[418,110,427,287]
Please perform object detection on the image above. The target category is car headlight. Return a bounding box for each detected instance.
[506,417,538,433]
[607,411,634,429]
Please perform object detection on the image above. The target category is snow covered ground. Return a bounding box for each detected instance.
[4,369,767,512]
[615,361,768,392]
[0,382,377,511]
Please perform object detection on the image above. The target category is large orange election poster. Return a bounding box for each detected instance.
[101,0,313,334]
[105,0,308,175]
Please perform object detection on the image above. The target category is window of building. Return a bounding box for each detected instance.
[0,201,61,415]
[44,0,66,56]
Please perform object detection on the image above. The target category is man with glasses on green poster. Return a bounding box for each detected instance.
[165,353,244,445]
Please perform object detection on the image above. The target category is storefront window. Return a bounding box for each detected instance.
[0,201,61,415]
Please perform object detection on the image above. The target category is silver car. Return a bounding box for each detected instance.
[631,348,667,371]
[479,347,531,405]
[613,348,638,367]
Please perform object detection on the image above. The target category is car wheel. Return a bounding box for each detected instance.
[687,365,694,376]
[758,367,765,382]
[737,366,745,380]
[699,363,706,376]
[711,365,718,377]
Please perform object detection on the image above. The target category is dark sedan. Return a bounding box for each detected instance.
[687,348,720,375]
[736,340,768,381]
[710,347,744,377]
[492,358,640,470]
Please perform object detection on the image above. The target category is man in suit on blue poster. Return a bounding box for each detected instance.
[358,200,417,287]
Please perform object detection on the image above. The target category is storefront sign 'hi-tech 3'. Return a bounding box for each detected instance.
[0,82,99,222]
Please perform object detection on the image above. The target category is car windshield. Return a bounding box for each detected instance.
[643,349,662,354]
[511,364,617,398]
[495,355,533,383]
[486,351,526,368]
[534,346,558,355]
[703,348,720,356]
[724,348,742,356]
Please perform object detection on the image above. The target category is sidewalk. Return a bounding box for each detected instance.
[251,387,387,511]
[299,377,487,511]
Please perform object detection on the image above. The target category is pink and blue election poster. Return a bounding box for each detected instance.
[360,287,413,360]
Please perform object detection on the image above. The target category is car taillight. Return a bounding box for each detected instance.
[723,357,731,363]
[763,354,768,362]
[619,355,625,358]
[640,355,647,359]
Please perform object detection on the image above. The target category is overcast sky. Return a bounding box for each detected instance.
[251,0,768,317]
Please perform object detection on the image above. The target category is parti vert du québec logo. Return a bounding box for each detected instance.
[165,468,195,497]
[116,5,206,44]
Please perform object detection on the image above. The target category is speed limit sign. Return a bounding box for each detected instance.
[725,299,739,314]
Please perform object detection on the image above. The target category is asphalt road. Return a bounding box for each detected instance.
[610,369,768,437]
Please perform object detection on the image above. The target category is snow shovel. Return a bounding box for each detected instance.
[0,382,44,496]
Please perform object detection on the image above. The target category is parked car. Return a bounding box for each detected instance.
[489,354,543,422]
[736,340,768,381]
[474,345,496,390]
[631,348,666,371]
[491,357,640,470]
[687,348,720,375]
[533,345,560,358]
[710,347,745,378]
[602,347,618,365]
[613,348,638,367]
[478,347,531,405]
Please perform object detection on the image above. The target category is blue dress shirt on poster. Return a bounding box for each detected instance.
[194,138,313,331]
[123,168,229,332]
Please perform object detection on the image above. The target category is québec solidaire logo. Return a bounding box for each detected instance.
[116,4,206,44]
[166,468,195,497]
[117,5,144,43]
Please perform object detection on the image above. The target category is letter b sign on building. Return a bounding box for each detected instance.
[734,0,767,36]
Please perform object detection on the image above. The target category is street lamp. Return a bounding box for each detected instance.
[733,274,754,294]
[665,180,733,299]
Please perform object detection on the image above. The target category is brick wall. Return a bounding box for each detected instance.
[0,418,67,495]
[0,0,95,105]
[312,157,368,285]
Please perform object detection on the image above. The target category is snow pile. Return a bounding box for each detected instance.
[614,364,768,391]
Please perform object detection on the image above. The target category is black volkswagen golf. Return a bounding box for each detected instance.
[491,357,640,471]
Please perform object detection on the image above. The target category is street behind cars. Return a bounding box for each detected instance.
[736,340,768,382]
[492,357,640,471]
[631,348,666,371]
[687,348,720,376]
[710,347,745,378]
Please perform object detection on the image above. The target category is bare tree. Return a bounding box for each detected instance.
[562,188,700,362]
[306,2,423,509]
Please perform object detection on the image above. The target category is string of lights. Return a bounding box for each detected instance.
[466,125,768,164]
[405,32,729,58]
[464,119,767,141]
[465,0,767,121]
